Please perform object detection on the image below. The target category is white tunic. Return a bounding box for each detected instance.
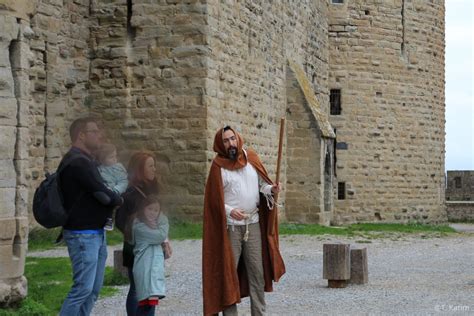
[221,154,273,226]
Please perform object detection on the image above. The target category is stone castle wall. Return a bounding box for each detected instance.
[87,0,333,222]
[1,0,447,227]
[445,171,474,221]
[328,0,446,224]
[446,202,474,222]
[446,170,474,201]
[28,0,92,222]
[88,0,210,220]
[0,0,34,305]
[0,0,94,304]
[205,0,331,223]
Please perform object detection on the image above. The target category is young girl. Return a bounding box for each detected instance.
[116,152,172,315]
[97,143,128,230]
[129,195,169,316]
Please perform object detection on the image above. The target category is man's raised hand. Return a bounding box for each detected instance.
[271,182,283,194]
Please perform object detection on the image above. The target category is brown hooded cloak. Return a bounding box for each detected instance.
[202,127,286,315]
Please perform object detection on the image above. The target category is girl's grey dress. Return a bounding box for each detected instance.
[132,214,169,301]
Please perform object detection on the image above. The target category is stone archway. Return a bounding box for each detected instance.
[284,60,335,225]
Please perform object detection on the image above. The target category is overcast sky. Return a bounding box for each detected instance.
[445,0,474,171]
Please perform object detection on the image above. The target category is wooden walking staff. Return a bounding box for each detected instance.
[270,117,285,235]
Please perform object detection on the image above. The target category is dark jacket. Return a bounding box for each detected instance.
[60,147,122,230]
[116,184,158,268]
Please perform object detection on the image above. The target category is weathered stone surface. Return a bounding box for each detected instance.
[113,249,128,279]
[323,243,351,288]
[0,0,36,20]
[350,247,368,285]
[0,98,17,127]
[0,218,16,245]
[0,68,14,98]
[328,1,446,224]
[0,15,20,41]
[446,171,474,201]
[0,276,27,307]
[446,202,474,222]
[0,1,36,306]
[0,243,26,278]
[285,63,335,225]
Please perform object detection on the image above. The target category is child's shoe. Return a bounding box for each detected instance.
[104,217,114,231]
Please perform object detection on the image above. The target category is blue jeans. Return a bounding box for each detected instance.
[127,266,138,316]
[60,230,107,316]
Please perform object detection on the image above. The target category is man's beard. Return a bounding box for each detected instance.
[227,147,238,161]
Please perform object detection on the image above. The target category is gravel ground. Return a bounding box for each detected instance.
[83,232,474,316]
[449,223,474,233]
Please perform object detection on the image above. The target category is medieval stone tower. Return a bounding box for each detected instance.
[328,1,446,224]
[0,0,445,304]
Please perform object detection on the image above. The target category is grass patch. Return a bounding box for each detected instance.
[146,221,456,239]
[0,257,126,316]
[279,223,353,236]
[103,268,129,287]
[105,229,125,246]
[0,298,50,316]
[147,221,456,239]
[27,227,63,252]
[347,222,455,233]
[28,220,206,252]
[28,227,124,252]
[280,222,455,236]
[28,222,457,253]
[168,221,203,240]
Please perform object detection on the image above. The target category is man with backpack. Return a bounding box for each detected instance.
[58,117,123,316]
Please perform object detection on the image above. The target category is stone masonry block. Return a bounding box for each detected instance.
[0,188,16,218]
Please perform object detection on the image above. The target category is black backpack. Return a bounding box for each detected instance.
[32,154,81,228]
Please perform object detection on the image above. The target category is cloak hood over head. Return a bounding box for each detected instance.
[213,126,248,170]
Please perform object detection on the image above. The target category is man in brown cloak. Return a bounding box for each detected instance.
[202,126,286,315]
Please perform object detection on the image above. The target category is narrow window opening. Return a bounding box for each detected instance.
[330,89,341,115]
[127,0,136,40]
[332,0,344,4]
[338,182,346,200]
[401,0,406,56]
[454,177,462,189]
[336,142,348,150]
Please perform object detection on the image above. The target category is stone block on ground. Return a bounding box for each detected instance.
[323,243,351,288]
[113,249,128,279]
[350,247,368,285]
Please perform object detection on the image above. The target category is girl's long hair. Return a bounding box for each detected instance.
[127,151,160,193]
